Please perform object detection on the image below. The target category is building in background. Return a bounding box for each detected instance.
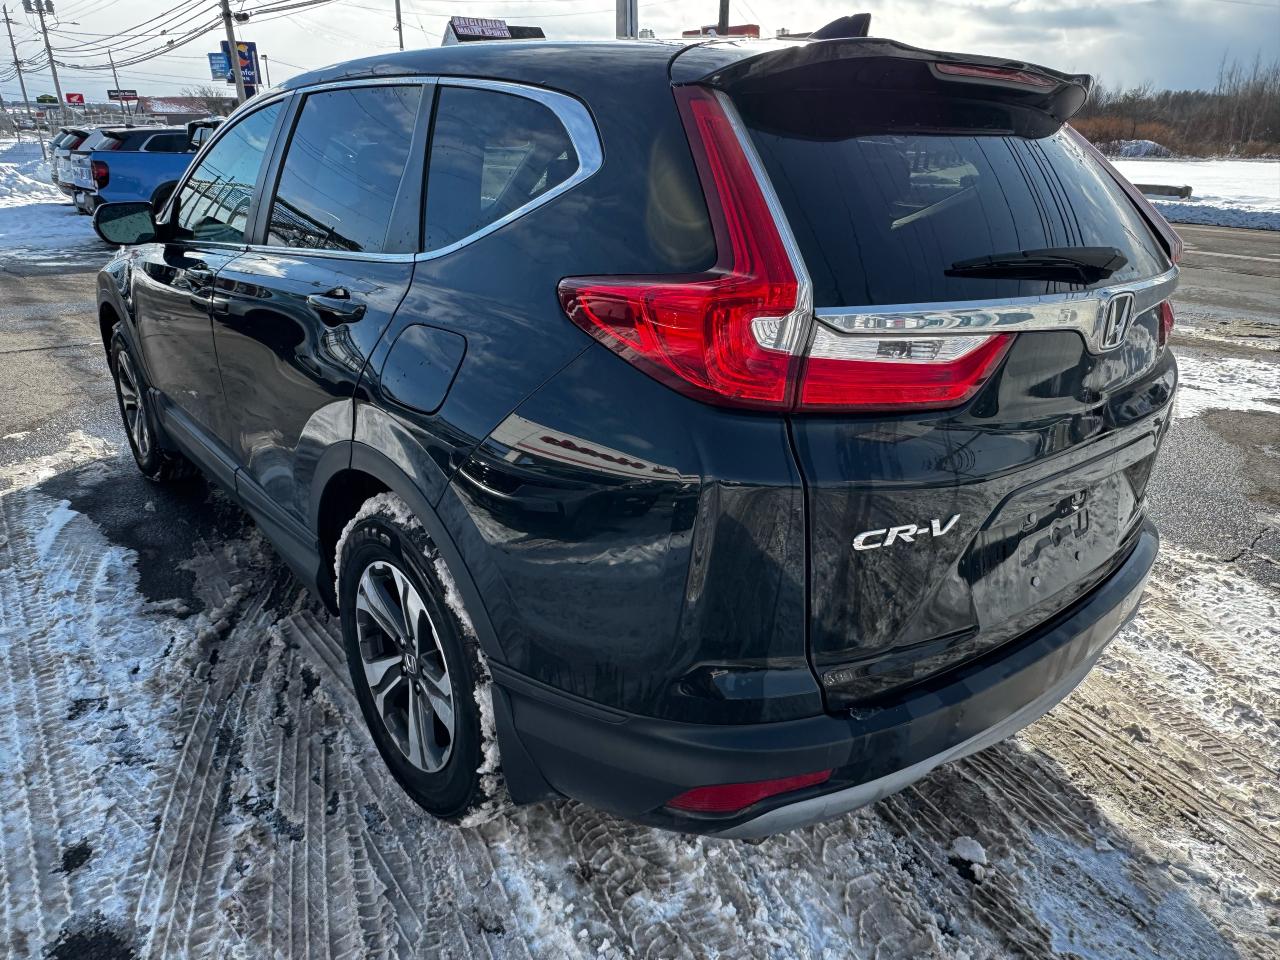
[681,23,760,38]
[137,96,235,124]
[441,16,545,44]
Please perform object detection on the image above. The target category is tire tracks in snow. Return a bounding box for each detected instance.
[2,439,1276,959]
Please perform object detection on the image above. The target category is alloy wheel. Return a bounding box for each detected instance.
[354,560,455,773]
[114,349,152,460]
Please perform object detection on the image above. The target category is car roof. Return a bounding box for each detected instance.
[280,39,691,93]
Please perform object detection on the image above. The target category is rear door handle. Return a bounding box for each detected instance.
[307,289,367,325]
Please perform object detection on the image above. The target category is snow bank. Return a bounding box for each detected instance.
[1111,158,1280,230]
[1173,351,1280,419]
[0,138,105,265]
[1105,139,1173,159]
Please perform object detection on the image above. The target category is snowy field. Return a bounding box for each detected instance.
[1111,158,1280,231]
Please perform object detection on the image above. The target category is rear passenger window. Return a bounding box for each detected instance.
[145,133,189,152]
[266,85,422,253]
[424,86,578,252]
[175,102,282,244]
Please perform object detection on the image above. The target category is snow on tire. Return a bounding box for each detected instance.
[335,493,506,824]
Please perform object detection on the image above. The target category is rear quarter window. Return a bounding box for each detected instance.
[743,119,1171,308]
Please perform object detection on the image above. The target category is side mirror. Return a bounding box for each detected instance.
[93,201,157,245]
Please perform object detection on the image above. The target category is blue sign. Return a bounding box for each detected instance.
[219,40,259,86]
[207,51,230,81]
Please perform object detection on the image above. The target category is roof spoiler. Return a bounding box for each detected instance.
[673,36,1093,133]
[810,13,871,39]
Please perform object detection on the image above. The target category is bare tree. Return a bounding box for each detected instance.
[1074,56,1280,156]
[182,84,235,117]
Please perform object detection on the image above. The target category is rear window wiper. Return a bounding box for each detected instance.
[945,246,1127,284]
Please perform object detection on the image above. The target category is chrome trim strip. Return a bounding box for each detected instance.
[415,78,603,263]
[714,89,813,355]
[813,267,1179,354]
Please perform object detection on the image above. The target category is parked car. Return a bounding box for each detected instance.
[68,125,194,215]
[50,126,91,195]
[92,24,1181,837]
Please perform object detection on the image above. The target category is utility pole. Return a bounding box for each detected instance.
[393,0,403,50]
[261,53,271,86]
[716,0,728,37]
[107,49,131,121]
[218,0,247,103]
[31,0,64,123]
[3,4,44,158]
[615,0,637,38]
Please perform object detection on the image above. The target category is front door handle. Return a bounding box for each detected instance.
[307,289,367,325]
[187,267,215,286]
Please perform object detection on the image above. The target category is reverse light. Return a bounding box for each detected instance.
[667,770,833,814]
[801,331,1014,411]
[91,160,109,189]
[1158,300,1175,349]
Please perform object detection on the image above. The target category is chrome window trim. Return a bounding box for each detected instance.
[227,76,602,263]
[415,77,603,262]
[813,267,1179,355]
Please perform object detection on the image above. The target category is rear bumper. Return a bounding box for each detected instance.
[494,520,1157,837]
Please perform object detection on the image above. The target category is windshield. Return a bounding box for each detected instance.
[742,119,1171,308]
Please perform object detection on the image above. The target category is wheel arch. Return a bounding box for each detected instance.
[311,442,505,666]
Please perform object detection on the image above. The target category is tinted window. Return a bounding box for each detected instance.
[144,132,190,152]
[175,102,282,244]
[266,85,421,253]
[745,120,1171,308]
[424,86,577,252]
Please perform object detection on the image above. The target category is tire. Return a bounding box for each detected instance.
[108,326,193,482]
[336,494,491,821]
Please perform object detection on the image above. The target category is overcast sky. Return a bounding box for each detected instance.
[3,0,1278,103]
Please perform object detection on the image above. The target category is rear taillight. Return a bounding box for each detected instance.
[801,332,1013,411]
[558,85,804,410]
[1158,300,1175,349]
[91,160,109,189]
[558,87,1012,413]
[667,769,833,814]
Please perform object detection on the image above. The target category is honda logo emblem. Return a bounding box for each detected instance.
[1100,291,1136,350]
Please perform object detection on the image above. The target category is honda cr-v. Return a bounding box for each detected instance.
[93,23,1180,837]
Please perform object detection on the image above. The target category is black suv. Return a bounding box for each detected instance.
[93,30,1180,837]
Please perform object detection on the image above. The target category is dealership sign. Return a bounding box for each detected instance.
[207,51,230,80]
[65,92,85,104]
[219,40,259,86]
[107,89,138,101]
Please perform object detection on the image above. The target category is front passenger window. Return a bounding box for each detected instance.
[174,102,283,244]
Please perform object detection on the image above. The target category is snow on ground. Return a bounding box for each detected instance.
[1,428,1277,958]
[1111,158,1280,230]
[1173,349,1280,419]
[0,139,107,267]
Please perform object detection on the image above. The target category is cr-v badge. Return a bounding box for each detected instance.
[853,515,961,551]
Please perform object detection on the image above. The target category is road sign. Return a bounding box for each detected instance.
[207,51,230,81]
[65,92,84,104]
[219,40,259,86]
[107,89,138,102]
[35,94,57,104]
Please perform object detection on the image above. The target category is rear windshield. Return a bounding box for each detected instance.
[741,116,1170,308]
